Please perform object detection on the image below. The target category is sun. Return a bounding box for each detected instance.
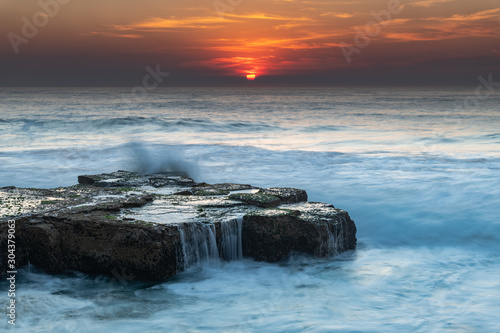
[246,74,256,80]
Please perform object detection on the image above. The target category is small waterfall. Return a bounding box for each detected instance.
[176,217,244,270]
[220,217,243,261]
[177,222,219,270]
[322,215,347,256]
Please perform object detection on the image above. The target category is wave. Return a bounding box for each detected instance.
[297,125,345,132]
[1,116,284,134]
[481,133,500,140]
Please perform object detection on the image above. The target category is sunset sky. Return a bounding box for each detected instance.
[1,0,499,86]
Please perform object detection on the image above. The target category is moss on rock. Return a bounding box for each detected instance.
[228,193,281,208]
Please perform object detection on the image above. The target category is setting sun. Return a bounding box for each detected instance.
[246,74,256,80]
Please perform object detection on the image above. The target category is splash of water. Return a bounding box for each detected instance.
[126,142,200,179]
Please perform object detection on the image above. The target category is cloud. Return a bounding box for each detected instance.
[95,12,313,34]
[184,54,339,76]
[320,12,355,18]
[404,0,457,8]
[85,12,314,39]
[81,32,144,39]
[111,16,234,30]
[224,13,312,21]
[385,8,500,41]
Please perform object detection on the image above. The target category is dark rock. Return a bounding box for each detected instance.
[191,183,255,196]
[242,203,357,262]
[228,193,281,208]
[77,175,96,185]
[78,171,194,188]
[149,178,176,187]
[1,214,179,281]
[148,173,195,187]
[207,183,254,191]
[0,171,357,281]
[258,188,308,204]
[194,188,230,196]
[173,190,194,195]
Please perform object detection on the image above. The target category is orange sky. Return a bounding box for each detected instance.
[1,0,499,85]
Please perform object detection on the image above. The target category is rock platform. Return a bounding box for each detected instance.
[0,171,356,281]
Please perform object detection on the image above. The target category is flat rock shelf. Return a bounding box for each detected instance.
[0,171,357,281]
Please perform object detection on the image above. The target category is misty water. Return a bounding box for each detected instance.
[1,87,499,332]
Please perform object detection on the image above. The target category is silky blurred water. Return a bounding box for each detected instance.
[1,87,499,332]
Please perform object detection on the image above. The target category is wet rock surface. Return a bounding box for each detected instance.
[0,171,356,281]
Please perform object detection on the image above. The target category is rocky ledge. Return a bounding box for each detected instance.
[0,171,356,281]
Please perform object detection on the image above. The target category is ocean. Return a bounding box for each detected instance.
[1,87,499,332]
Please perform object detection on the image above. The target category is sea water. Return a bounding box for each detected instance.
[1,87,499,332]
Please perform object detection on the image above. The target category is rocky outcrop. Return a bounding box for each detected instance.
[242,204,356,262]
[5,213,179,281]
[0,171,356,281]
